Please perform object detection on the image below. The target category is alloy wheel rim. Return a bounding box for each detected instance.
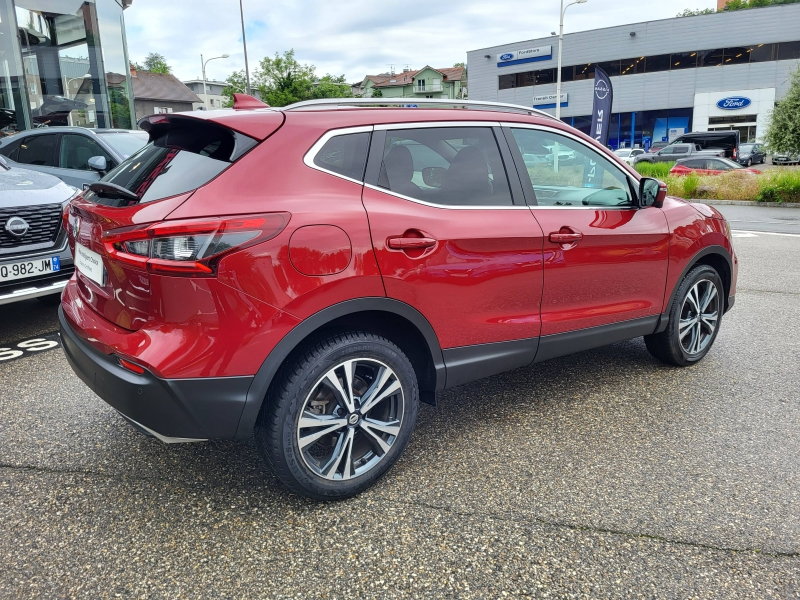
[679,279,719,356]
[297,358,404,481]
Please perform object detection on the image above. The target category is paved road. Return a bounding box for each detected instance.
[712,204,800,236]
[1,231,799,598]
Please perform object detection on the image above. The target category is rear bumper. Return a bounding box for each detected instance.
[59,307,253,441]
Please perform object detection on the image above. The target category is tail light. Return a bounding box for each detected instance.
[102,213,289,276]
[733,147,737,159]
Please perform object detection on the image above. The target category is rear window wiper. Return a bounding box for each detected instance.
[88,181,139,202]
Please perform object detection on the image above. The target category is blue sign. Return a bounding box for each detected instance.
[716,96,751,110]
[497,45,552,67]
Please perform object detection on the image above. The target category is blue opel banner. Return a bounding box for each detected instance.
[590,66,613,147]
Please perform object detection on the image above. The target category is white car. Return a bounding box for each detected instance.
[614,148,646,166]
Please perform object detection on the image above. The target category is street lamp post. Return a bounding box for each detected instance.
[201,53,230,110]
[555,0,587,122]
[239,0,251,95]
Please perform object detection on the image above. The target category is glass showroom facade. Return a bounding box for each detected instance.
[0,0,134,134]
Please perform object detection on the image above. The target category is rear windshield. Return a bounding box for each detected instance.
[97,132,148,159]
[85,121,255,206]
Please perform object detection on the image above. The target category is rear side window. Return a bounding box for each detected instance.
[88,121,255,206]
[682,159,704,168]
[17,134,57,166]
[377,127,513,207]
[313,132,370,181]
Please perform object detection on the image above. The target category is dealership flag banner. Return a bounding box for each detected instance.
[584,66,613,188]
[591,66,613,147]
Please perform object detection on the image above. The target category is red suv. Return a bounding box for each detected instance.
[60,97,737,499]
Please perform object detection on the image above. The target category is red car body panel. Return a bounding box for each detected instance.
[670,164,761,176]
[59,105,738,442]
[530,206,670,335]
[362,185,544,348]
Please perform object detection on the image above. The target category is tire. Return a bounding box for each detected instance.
[746,158,752,167]
[255,331,419,500]
[644,265,724,366]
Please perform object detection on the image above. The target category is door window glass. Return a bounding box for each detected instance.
[659,146,674,155]
[17,134,57,166]
[59,134,111,170]
[378,127,513,207]
[510,128,633,207]
[313,132,370,181]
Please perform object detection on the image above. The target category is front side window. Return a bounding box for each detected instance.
[378,127,513,207]
[510,128,633,207]
[59,134,111,171]
[313,132,370,181]
[17,134,57,166]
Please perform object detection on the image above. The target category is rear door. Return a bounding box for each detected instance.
[361,123,545,383]
[503,124,669,342]
[11,133,60,178]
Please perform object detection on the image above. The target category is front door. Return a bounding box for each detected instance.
[504,125,670,337]
[361,124,545,383]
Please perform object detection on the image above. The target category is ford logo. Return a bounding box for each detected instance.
[717,96,751,110]
[499,53,514,61]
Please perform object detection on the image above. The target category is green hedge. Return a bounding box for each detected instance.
[634,161,675,178]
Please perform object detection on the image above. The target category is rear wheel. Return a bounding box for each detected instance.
[256,332,418,500]
[645,265,723,366]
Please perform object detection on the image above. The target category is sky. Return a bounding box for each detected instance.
[124,0,717,84]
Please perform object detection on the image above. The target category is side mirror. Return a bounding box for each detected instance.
[88,155,107,173]
[639,177,667,208]
[421,166,446,188]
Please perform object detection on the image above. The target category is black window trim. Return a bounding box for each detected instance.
[363,120,529,211]
[500,122,640,210]
[304,125,374,185]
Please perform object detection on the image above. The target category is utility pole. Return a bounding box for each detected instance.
[240,0,251,95]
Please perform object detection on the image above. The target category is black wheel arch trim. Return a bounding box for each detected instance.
[235,297,446,439]
[654,244,733,334]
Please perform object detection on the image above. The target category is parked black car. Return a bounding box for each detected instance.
[737,143,766,166]
[671,131,740,161]
[0,156,75,306]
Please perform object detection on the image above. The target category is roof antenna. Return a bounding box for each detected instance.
[387,64,395,76]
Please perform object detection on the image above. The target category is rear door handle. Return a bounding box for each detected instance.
[387,236,437,250]
[548,231,583,244]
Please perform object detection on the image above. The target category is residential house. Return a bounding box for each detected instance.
[360,66,466,99]
[183,79,228,110]
[130,67,201,122]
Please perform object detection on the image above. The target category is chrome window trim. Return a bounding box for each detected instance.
[501,121,640,210]
[364,183,530,211]
[303,125,374,186]
[375,121,503,131]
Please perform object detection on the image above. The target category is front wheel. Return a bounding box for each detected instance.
[256,332,419,500]
[644,265,724,366]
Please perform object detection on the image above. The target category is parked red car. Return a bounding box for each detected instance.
[670,157,761,176]
[60,97,738,499]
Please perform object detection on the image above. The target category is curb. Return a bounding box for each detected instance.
[688,199,800,208]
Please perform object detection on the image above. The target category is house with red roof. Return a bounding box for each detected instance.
[359,66,467,99]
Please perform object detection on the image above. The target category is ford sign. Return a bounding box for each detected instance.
[717,96,751,110]
[499,53,514,61]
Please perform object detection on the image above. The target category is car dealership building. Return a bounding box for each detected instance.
[467,4,800,149]
[0,0,134,134]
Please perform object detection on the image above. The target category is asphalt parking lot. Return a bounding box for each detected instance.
[1,205,799,598]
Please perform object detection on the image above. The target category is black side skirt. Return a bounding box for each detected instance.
[442,316,659,389]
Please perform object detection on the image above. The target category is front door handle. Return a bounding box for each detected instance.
[387,236,437,250]
[549,228,583,245]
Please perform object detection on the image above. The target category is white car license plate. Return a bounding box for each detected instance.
[0,256,61,283]
[75,243,105,286]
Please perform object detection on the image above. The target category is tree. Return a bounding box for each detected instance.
[142,52,171,74]
[369,87,383,98]
[252,49,352,107]
[764,65,800,155]
[453,62,466,68]
[676,7,715,16]
[221,70,248,107]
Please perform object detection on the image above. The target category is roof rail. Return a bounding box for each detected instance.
[281,97,557,119]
